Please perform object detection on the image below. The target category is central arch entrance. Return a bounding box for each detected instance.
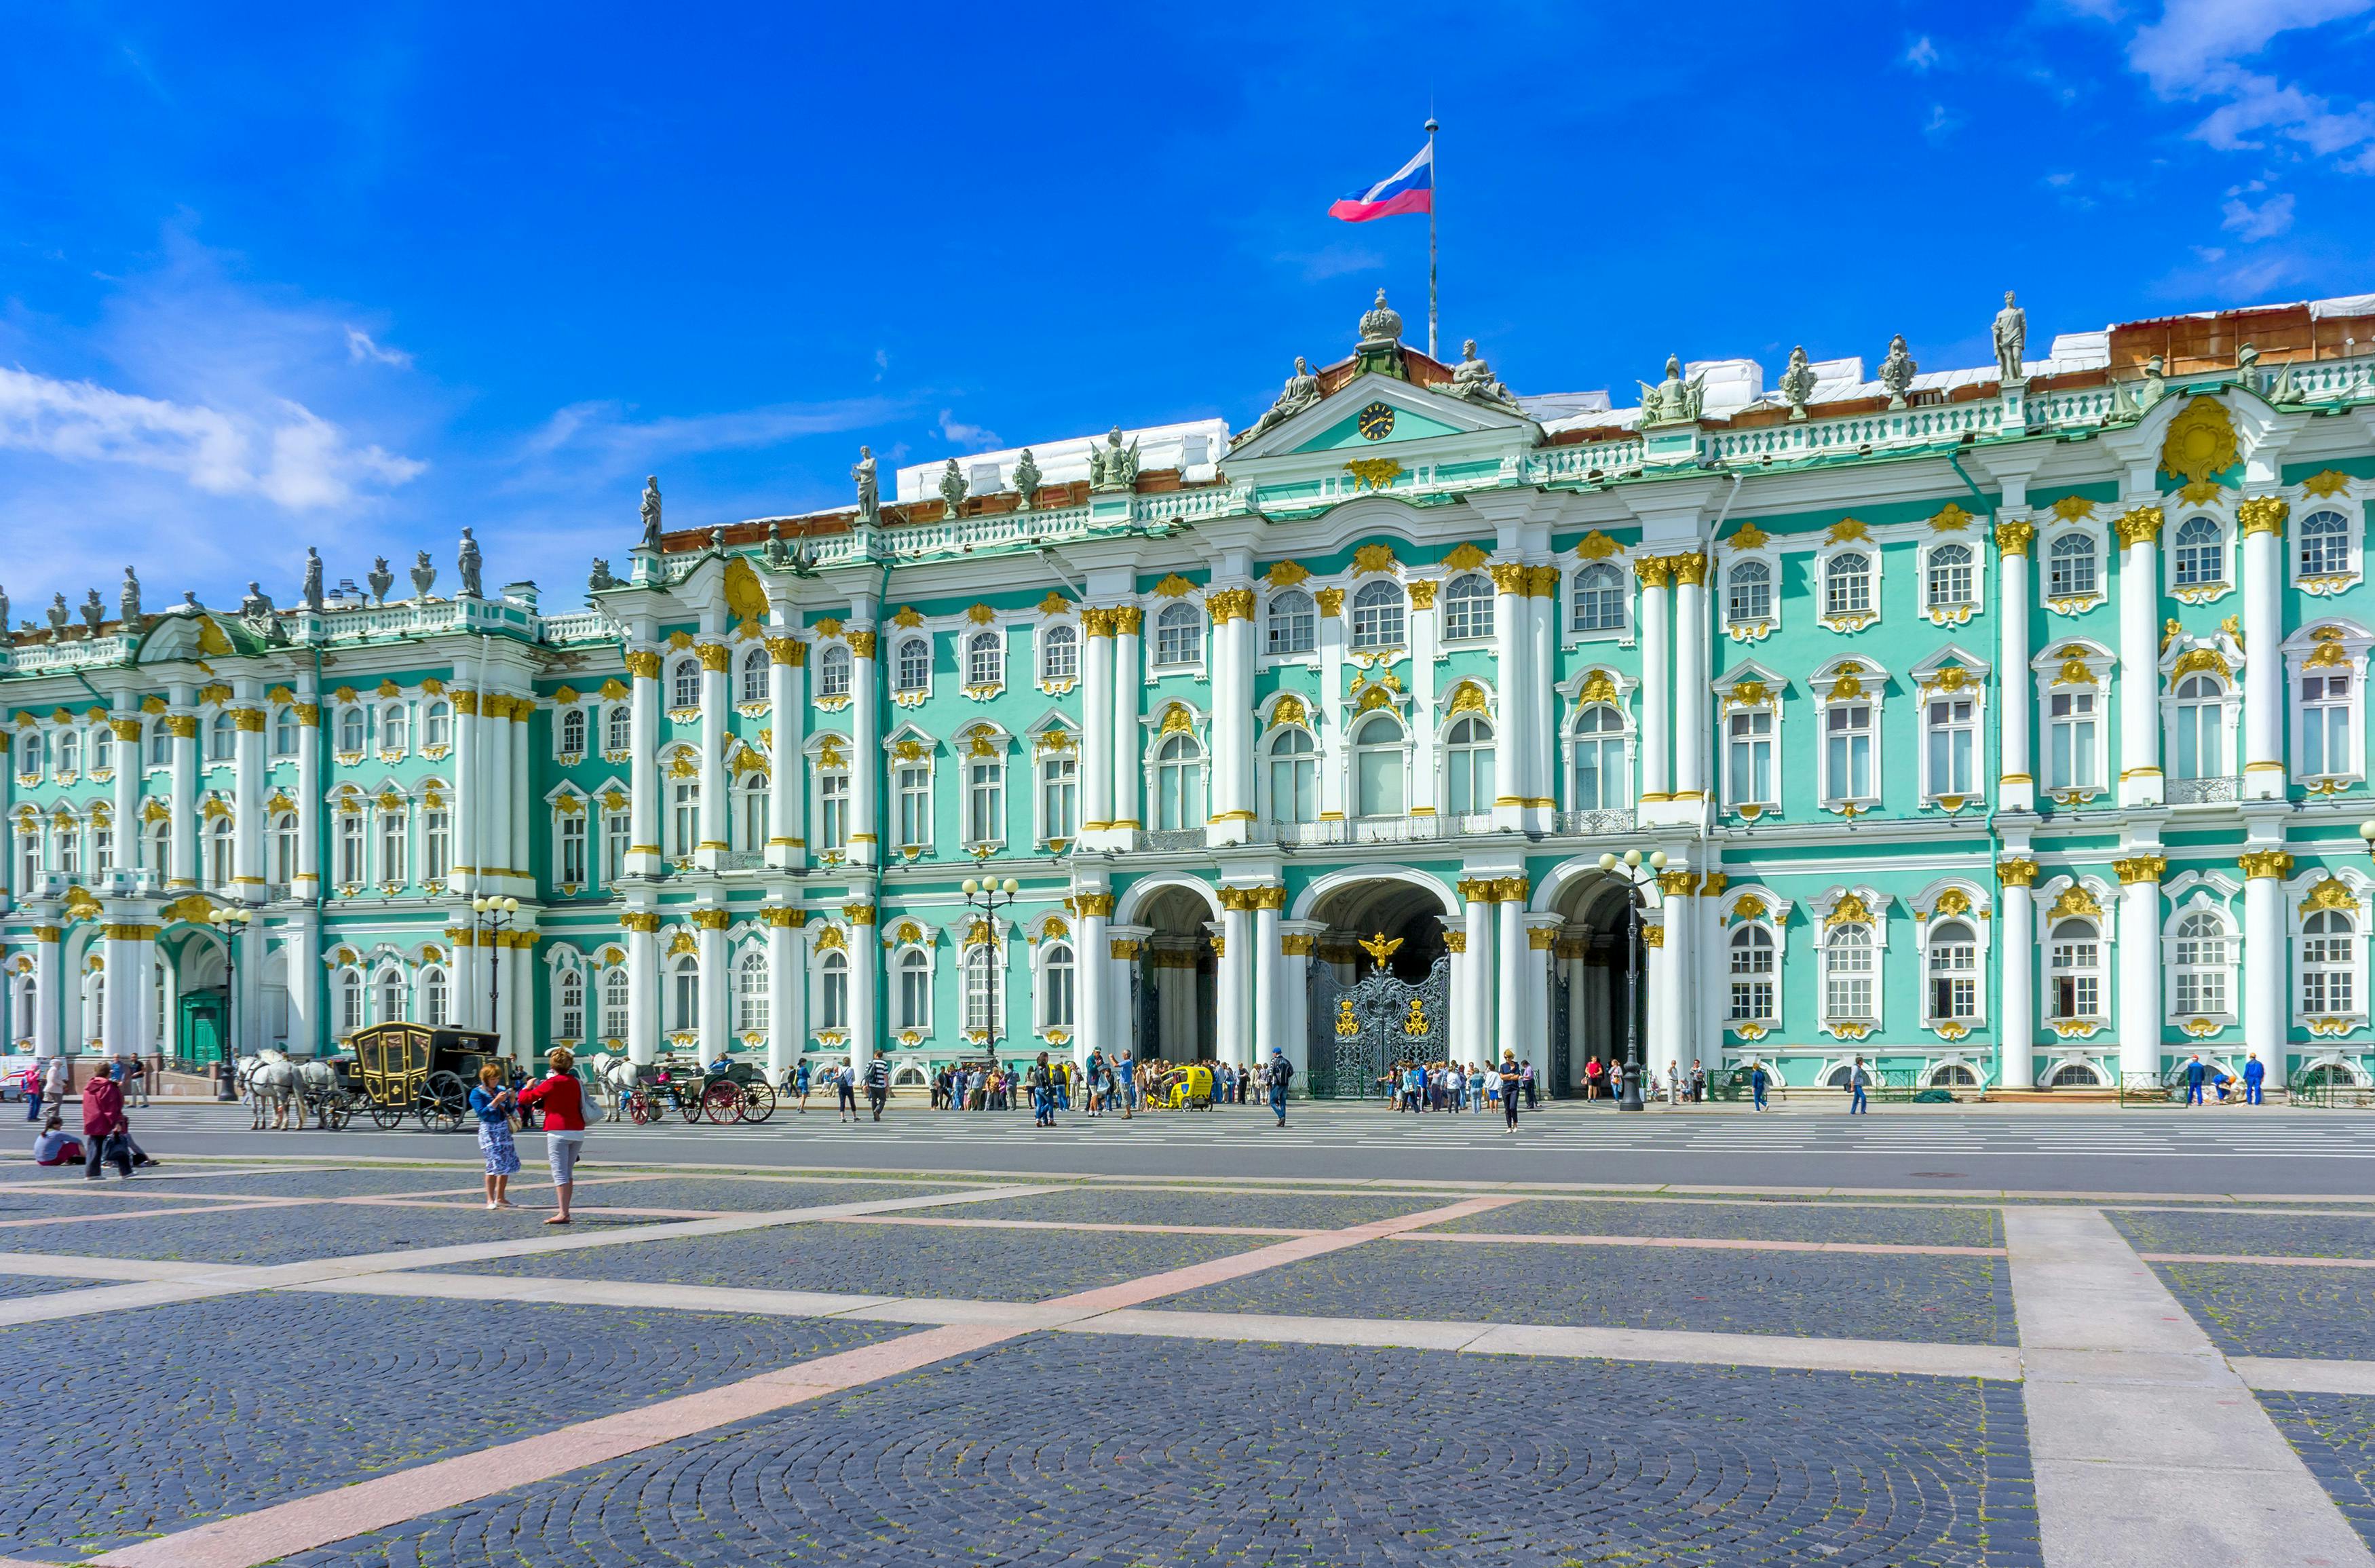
[1540,866,1649,1098]
[1133,885,1217,1065]
[1300,875,1454,1099]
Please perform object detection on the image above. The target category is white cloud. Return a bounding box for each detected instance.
[936,409,1000,451]
[1923,102,1960,138]
[518,395,900,474]
[1904,35,1941,70]
[2221,189,2298,237]
[2114,0,2375,168]
[345,327,413,368]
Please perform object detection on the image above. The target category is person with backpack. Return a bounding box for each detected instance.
[864,1054,891,1121]
[836,1061,858,1121]
[1848,1056,1870,1115]
[1266,1049,1293,1126]
[81,1067,132,1181]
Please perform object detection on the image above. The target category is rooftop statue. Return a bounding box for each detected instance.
[763,520,790,567]
[410,552,438,602]
[367,557,394,607]
[1012,448,1042,511]
[1086,426,1140,492]
[639,476,663,548]
[1993,290,2027,384]
[938,458,968,519]
[1447,339,1523,415]
[1358,288,1403,346]
[301,548,324,612]
[46,594,68,636]
[120,567,142,628]
[457,527,483,598]
[1243,356,1325,442]
[588,556,621,593]
[0,587,10,638]
[79,590,104,638]
[1637,355,1707,427]
[240,581,274,619]
[709,524,726,550]
[852,447,879,524]
[1879,334,1918,410]
[1778,345,1818,421]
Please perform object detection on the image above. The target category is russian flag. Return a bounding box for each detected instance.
[1329,142,1432,223]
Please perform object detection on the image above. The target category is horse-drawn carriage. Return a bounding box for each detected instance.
[346,1024,511,1132]
[620,1056,776,1125]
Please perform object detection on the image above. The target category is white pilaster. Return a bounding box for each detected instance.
[2242,853,2287,1075]
[29,926,59,1058]
[231,702,265,900]
[1637,561,1672,803]
[1671,556,1707,803]
[2241,509,2286,799]
[1409,581,1440,816]
[1279,921,1318,1083]
[1081,614,1115,834]
[1208,587,1255,844]
[1999,524,2036,812]
[451,689,480,894]
[765,913,802,1082]
[1075,893,1111,1069]
[625,652,664,877]
[2116,515,2163,807]
[284,914,318,1053]
[2117,867,2163,1080]
[1491,567,1527,826]
[1251,888,1281,1060]
[1462,881,1497,1060]
[168,708,198,889]
[696,912,727,1065]
[847,907,879,1071]
[1999,862,2037,1089]
[626,909,659,1065]
[1109,609,1143,832]
[847,632,880,867]
[1496,894,1525,1067]
[1529,579,1556,810]
[766,636,806,870]
[697,643,729,869]
[292,694,321,900]
[1217,898,1252,1067]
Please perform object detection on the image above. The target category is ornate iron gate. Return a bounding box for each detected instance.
[1550,973,1572,1099]
[1306,955,1451,1099]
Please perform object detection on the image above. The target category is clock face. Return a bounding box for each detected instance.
[1356,401,1396,441]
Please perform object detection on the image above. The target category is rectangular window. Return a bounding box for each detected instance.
[2302,673,2353,778]
[603,813,629,884]
[1824,702,1873,802]
[1040,756,1077,841]
[1926,697,1975,796]
[1727,709,1774,807]
[897,765,932,849]
[2049,691,2098,790]
[818,773,849,852]
[966,760,1004,845]
[560,814,586,885]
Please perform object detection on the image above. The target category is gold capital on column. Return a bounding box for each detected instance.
[2237,496,2290,536]
[2114,854,2167,884]
[2237,849,2294,880]
[1656,870,1696,897]
[624,651,662,681]
[618,911,662,934]
[2114,506,2164,548]
[1996,858,2040,887]
[1994,520,2035,556]
[1642,923,1665,948]
[1456,877,1497,903]
[1633,555,1675,589]
[1074,892,1116,917]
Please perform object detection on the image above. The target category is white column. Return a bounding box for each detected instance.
[106,719,140,885]
[1529,579,1557,806]
[626,651,664,877]
[451,689,480,893]
[168,710,198,889]
[2116,511,2162,807]
[1109,610,1143,831]
[625,910,659,1064]
[2241,503,2286,799]
[695,912,727,1065]
[1999,861,2036,1088]
[1520,916,1557,1080]
[1081,613,1114,832]
[509,931,539,1064]
[30,928,59,1058]
[1317,597,1346,820]
[1998,524,2036,812]
[2117,863,2163,1081]
[1252,887,1281,1060]
[451,924,480,1033]
[1491,567,1527,822]
[510,706,533,890]
[1563,940,1591,1090]
[292,697,321,900]
[766,637,806,869]
[1496,892,1525,1067]
[1075,893,1111,1069]
[231,704,265,901]
[1208,588,1255,843]
[1647,915,1681,1086]
[2241,853,2287,1077]
[1637,559,1672,802]
[848,907,879,1071]
[1461,880,1497,1059]
[848,634,880,865]
[1660,875,1695,1079]
[1671,556,1707,801]
[1217,896,1252,1067]
[765,913,802,1082]
[99,918,150,1056]
[1409,581,1441,816]
[1108,928,1146,1062]
[486,695,516,885]
[284,915,318,1052]
[1279,924,1317,1082]
[697,643,729,868]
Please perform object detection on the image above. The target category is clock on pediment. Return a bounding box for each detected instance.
[1356,401,1396,441]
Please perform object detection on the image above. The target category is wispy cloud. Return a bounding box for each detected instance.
[1923,102,1960,138]
[2104,0,2375,169]
[2221,187,2297,237]
[345,326,413,368]
[1272,242,1384,282]
[1904,35,1941,70]
[519,396,902,472]
[936,408,999,451]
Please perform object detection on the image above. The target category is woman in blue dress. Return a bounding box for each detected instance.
[470,1063,521,1208]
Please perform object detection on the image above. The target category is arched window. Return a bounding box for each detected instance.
[893,636,930,693]
[2172,912,2228,1018]
[338,706,366,753]
[208,816,234,888]
[1267,590,1316,655]
[817,646,852,698]
[736,949,769,1033]
[336,968,364,1037]
[144,820,170,877]
[148,721,170,766]
[965,630,1002,687]
[897,949,932,1031]
[2049,918,2102,1019]
[1573,562,1626,632]
[556,969,584,1040]
[740,646,770,704]
[739,773,769,853]
[1042,942,1076,1030]
[1352,712,1405,818]
[1267,728,1318,823]
[560,708,587,756]
[1153,603,1202,667]
[1926,919,1978,1021]
[272,706,299,757]
[1154,733,1205,832]
[2302,664,2353,778]
[56,729,78,777]
[1349,580,1406,650]
[208,712,235,761]
[380,703,408,754]
[1038,751,1077,842]
[1728,926,1775,1022]
[965,754,1004,845]
[422,965,450,1027]
[601,968,630,1042]
[1040,624,1078,683]
[1926,543,1973,609]
[422,805,450,882]
[669,954,699,1033]
[605,704,630,752]
[669,765,700,858]
[1726,560,1771,625]
[1444,714,1496,816]
[271,813,299,890]
[2173,516,2224,586]
[337,811,364,885]
[2302,509,2353,577]
[1442,574,1494,640]
[2050,1060,2104,1087]
[1823,552,1872,619]
[1573,704,1627,810]
[2049,532,2098,598]
[670,657,701,708]
[377,968,407,1025]
[963,943,998,1035]
[1823,923,1874,1021]
[2303,909,2356,1016]
[90,725,112,773]
[379,806,407,884]
[1823,694,1874,803]
[2172,675,2225,780]
[423,700,451,751]
[819,950,850,1029]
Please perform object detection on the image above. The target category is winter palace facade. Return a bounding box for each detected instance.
[7,286,2375,1094]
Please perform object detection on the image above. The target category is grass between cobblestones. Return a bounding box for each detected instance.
[1419,1198,2007,1248]
[0,1199,662,1265]
[2258,1390,2375,1556]
[2151,1260,2375,1358]
[2108,1206,2375,1260]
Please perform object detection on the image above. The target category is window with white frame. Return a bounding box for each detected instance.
[1823,924,1874,1021]
[208,712,235,762]
[2048,532,2098,598]
[424,700,451,750]
[1154,733,1205,831]
[559,810,587,885]
[56,821,77,879]
[1926,920,1978,1021]
[2172,516,2225,587]
[605,704,630,752]
[892,636,928,694]
[90,820,111,875]
[1727,706,1775,807]
[1352,712,1405,818]
[140,819,166,877]
[670,657,700,708]
[963,943,998,1035]
[2049,918,2102,1018]
[377,968,407,1025]
[1729,925,1775,1022]
[603,809,629,883]
[2171,675,2227,780]
[1154,603,1202,667]
[1444,714,1495,815]
[2171,911,2229,1018]
[2302,509,2353,577]
[740,646,769,704]
[272,706,299,757]
[379,808,407,884]
[818,769,849,852]
[271,814,298,890]
[338,706,365,752]
[1572,562,1626,632]
[602,968,629,1041]
[736,949,768,1033]
[819,950,849,1029]
[1824,552,1872,619]
[965,756,1004,845]
[1442,574,1493,640]
[13,831,35,894]
[560,709,586,757]
[1042,942,1076,1030]
[816,646,852,699]
[336,968,363,1037]
[1823,698,1874,804]
[1574,704,1628,810]
[668,953,698,1033]
[965,630,1002,687]
[897,949,931,1030]
[1349,581,1406,650]
[1726,560,1772,626]
[1040,624,1078,683]
[208,816,234,887]
[91,726,113,773]
[2047,689,2101,790]
[738,775,767,852]
[1268,729,1318,822]
[1267,590,1316,655]
[2302,667,2353,778]
[1926,693,1976,798]
[556,969,584,1040]
[148,720,171,766]
[669,770,700,857]
[1926,543,1974,610]
[1039,752,1076,841]
[380,703,409,754]
[2302,909,2356,1016]
[56,730,77,776]
[337,813,364,884]
[17,733,41,779]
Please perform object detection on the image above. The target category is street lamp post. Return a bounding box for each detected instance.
[1597,848,1667,1113]
[205,904,253,1100]
[960,866,1021,1057]
[472,896,520,1045]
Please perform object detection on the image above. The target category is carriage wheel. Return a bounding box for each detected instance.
[627,1090,653,1126]
[369,1101,405,1130]
[679,1085,708,1124]
[417,1070,469,1133]
[325,1096,355,1132]
[702,1079,744,1125]
[740,1080,777,1124]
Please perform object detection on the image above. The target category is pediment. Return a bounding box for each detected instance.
[1226,372,1537,467]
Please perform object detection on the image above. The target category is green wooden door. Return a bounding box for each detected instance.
[179,991,227,1068]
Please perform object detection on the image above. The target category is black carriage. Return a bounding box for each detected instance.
[624,1057,776,1126]
[347,1024,510,1132]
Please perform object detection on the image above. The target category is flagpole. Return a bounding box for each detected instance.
[1424,116,1439,360]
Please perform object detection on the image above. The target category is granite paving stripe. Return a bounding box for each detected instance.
[2150,1259,2375,1360]
[269,1334,2042,1568]
[2110,1207,2375,1261]
[2139,1250,2375,1267]
[917,1184,1446,1230]
[0,1198,665,1266]
[119,1167,494,1198]
[0,1199,294,1231]
[2239,1359,2375,1396]
[0,1186,262,1217]
[1421,1194,2007,1245]
[0,1273,117,1302]
[1405,1229,2005,1258]
[412,1176,989,1212]
[820,1212,1315,1238]
[1156,1233,2019,1344]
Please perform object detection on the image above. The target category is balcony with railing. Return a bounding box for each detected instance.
[2165,775,2239,807]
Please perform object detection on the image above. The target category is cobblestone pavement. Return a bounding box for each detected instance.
[2150,1259,2374,1357]
[462,1176,986,1212]
[440,1219,1279,1300]
[1157,1235,2021,1344]
[0,1185,236,1217]
[0,1292,909,1561]
[1422,1196,2007,1246]
[282,1335,2040,1568]
[0,1272,113,1301]
[2108,1206,2375,1259]
[0,1196,662,1264]
[2258,1392,2375,1554]
[932,1185,1445,1230]
[88,1166,493,1197]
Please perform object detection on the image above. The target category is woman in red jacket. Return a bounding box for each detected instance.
[516,1047,587,1225]
[81,1069,132,1180]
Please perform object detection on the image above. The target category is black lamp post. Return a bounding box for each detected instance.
[961,863,1021,1060]
[472,895,519,1042]
[1597,847,1667,1113]
[205,904,252,1099]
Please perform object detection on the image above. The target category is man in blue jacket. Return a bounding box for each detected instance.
[2185,1054,2207,1106]
[2242,1052,2265,1106]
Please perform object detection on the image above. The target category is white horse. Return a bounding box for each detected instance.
[244,1049,301,1130]
[292,1058,343,1128]
[593,1054,639,1122]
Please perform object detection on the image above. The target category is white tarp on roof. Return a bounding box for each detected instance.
[894,419,1230,503]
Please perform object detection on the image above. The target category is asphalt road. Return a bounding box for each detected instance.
[102,1098,2375,1196]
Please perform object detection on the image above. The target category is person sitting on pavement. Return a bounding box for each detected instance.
[32,1113,81,1167]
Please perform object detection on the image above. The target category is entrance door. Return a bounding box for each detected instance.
[178,989,227,1072]
[1307,955,1451,1098]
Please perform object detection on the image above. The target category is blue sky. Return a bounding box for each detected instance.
[3,0,2374,617]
